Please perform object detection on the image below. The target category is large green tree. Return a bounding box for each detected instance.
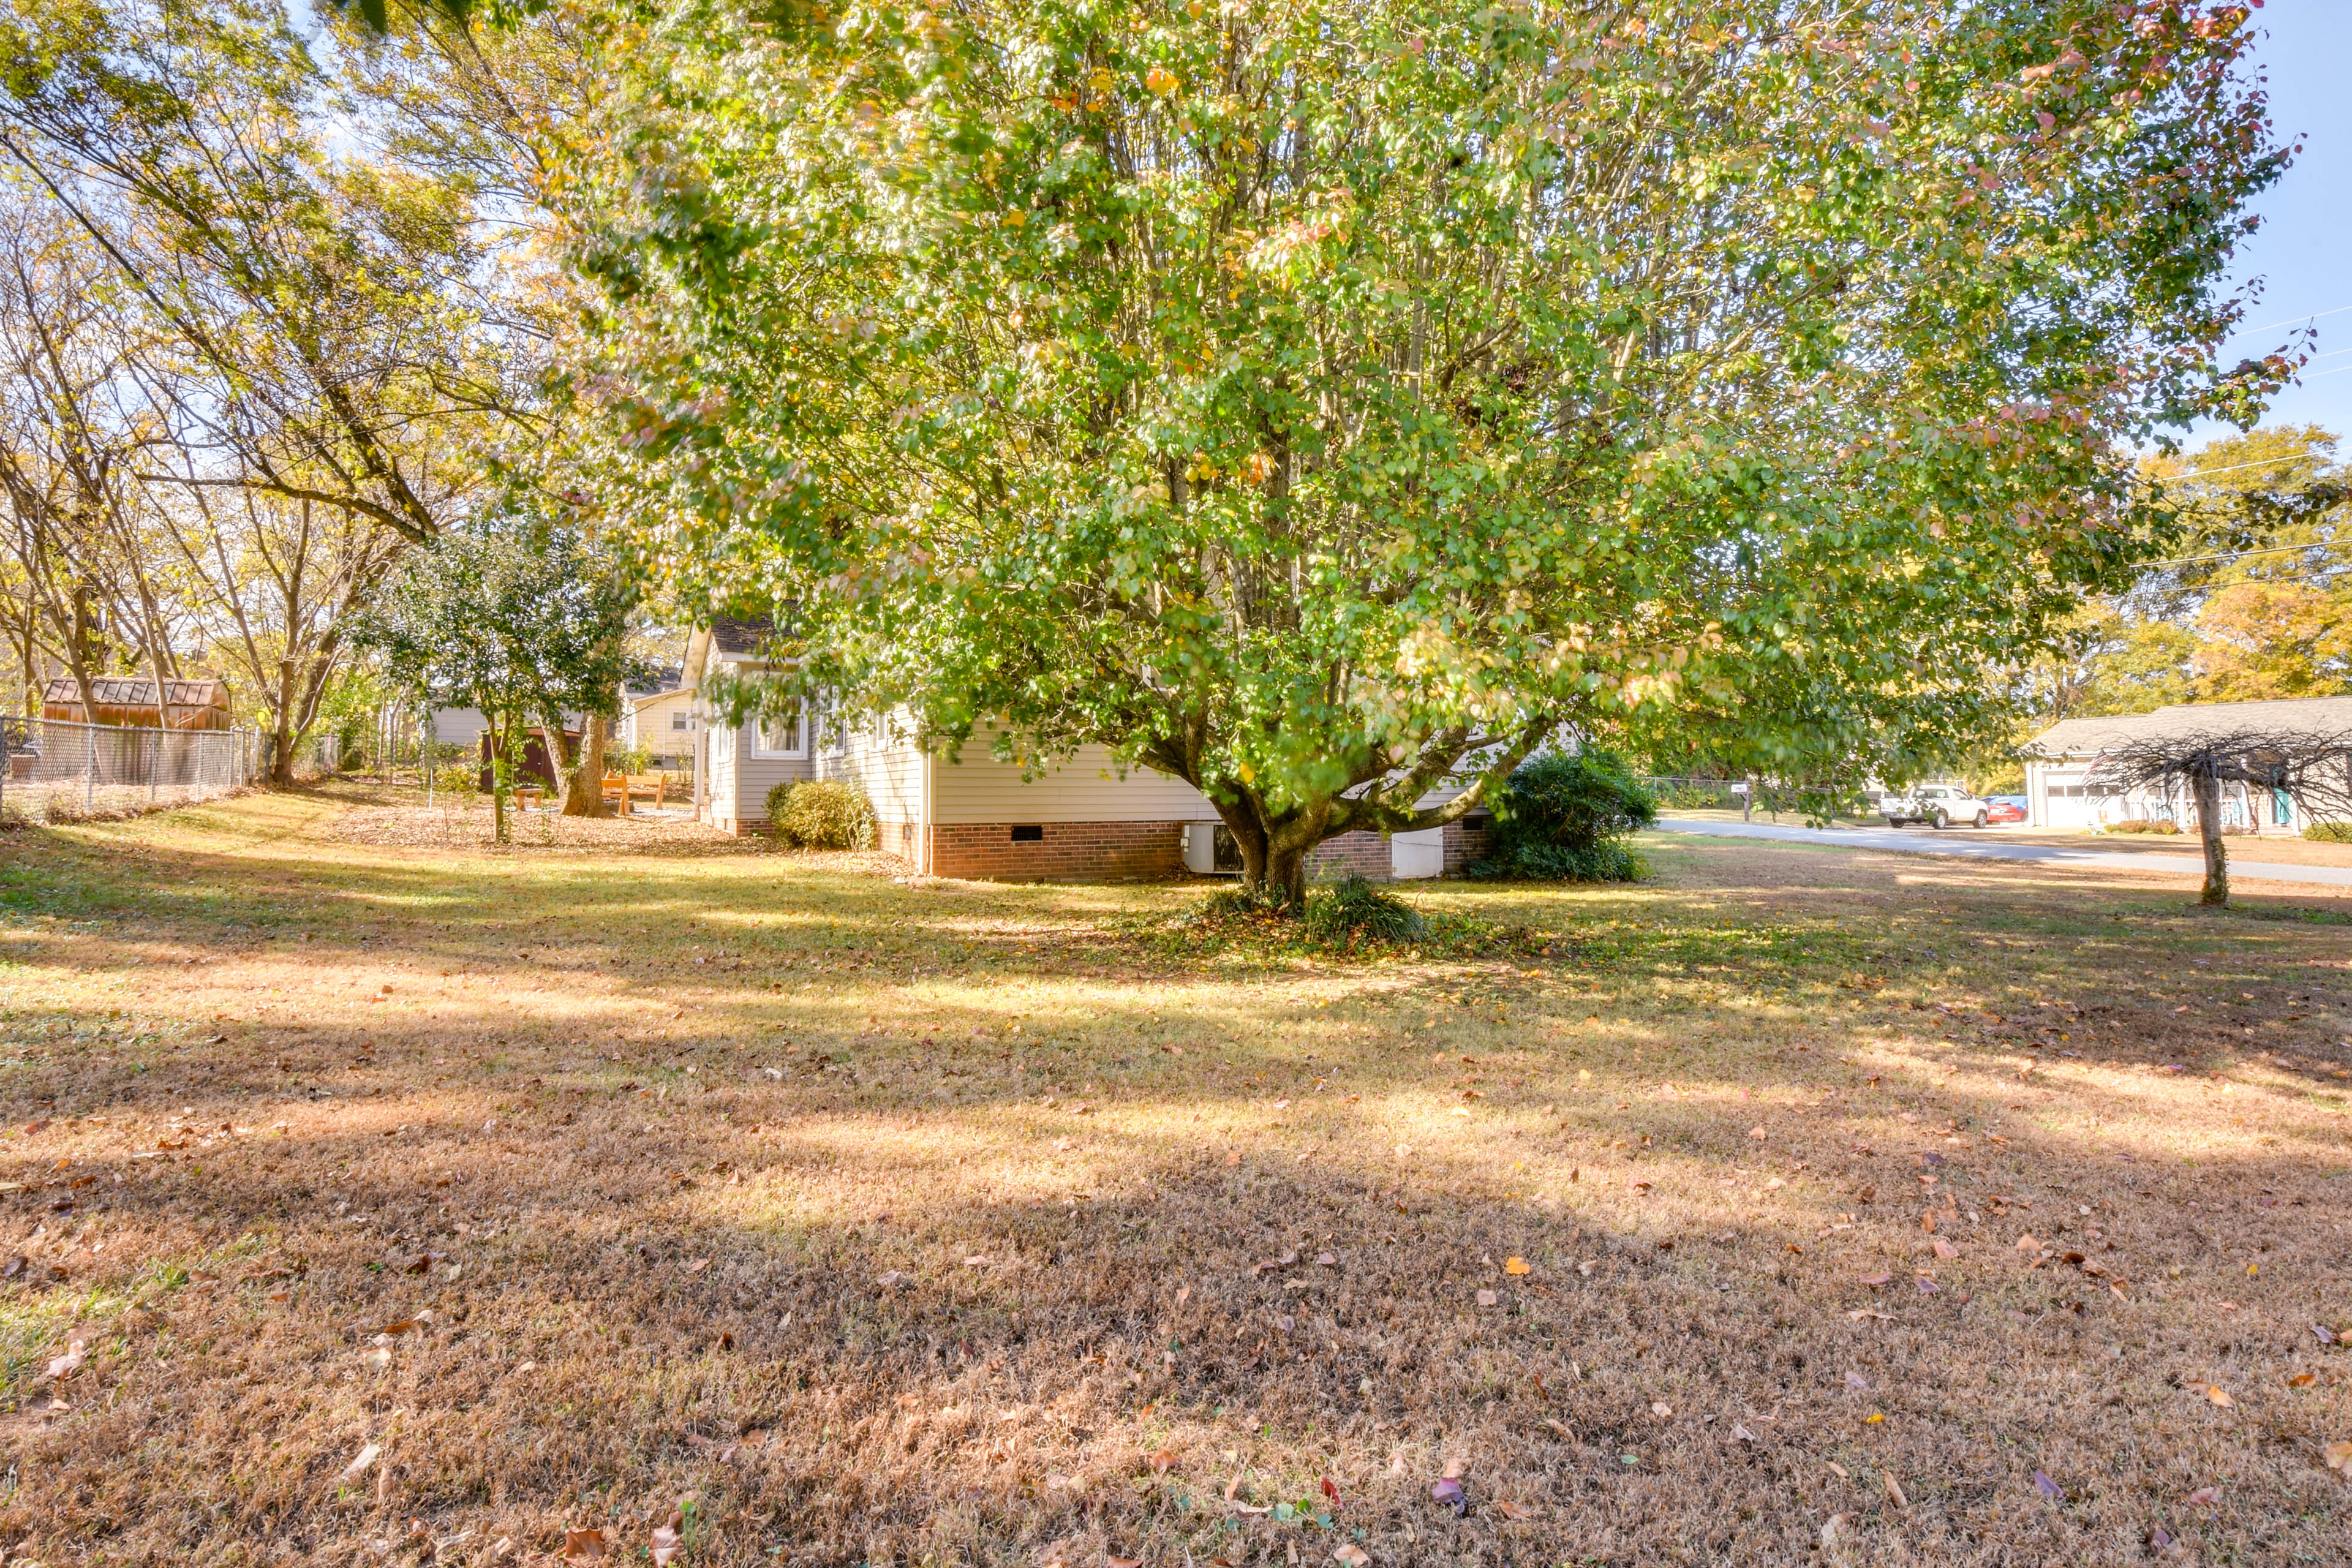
[355,515,638,839]
[573,0,2287,899]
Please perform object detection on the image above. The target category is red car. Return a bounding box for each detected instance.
[1986,799,2027,824]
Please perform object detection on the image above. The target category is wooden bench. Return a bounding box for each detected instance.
[600,772,669,815]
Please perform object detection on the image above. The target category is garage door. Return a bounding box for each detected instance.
[2043,776,2093,828]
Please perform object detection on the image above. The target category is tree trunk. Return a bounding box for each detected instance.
[488,716,513,844]
[2192,769,2228,907]
[1262,842,1309,907]
[271,656,299,786]
[562,714,609,816]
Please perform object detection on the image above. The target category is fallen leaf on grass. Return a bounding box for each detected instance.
[1320,1475,1340,1502]
[340,1442,382,1480]
[1932,1238,1958,1260]
[1884,1471,1907,1509]
[1106,1558,1141,1568]
[2323,1441,2352,1474]
[361,1346,391,1371]
[1430,1477,1466,1515]
[562,1527,608,1561]
[1490,1498,1531,1520]
[2289,1373,2316,1388]
[44,1340,85,1380]
[2015,1234,2040,1251]
[2034,1470,2063,1501]
[2187,1382,2234,1408]
[1474,1289,1498,1308]
[1147,1449,1180,1474]
[1503,1257,1529,1276]
[1844,1371,1869,1391]
[649,1511,684,1565]
[1846,1308,1894,1322]
[2187,1486,2220,1507]
[1732,1424,1757,1443]
[1859,1273,1890,1287]
[1333,1547,1371,1567]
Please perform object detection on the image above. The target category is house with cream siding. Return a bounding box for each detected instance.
[680,617,1494,881]
[2022,695,2352,833]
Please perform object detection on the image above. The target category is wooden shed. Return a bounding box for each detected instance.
[41,676,233,730]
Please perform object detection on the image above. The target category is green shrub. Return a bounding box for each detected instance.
[1470,752,1656,882]
[766,778,876,849]
[2305,820,2352,844]
[1302,875,1427,941]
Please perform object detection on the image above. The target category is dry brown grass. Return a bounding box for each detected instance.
[0,782,2346,1567]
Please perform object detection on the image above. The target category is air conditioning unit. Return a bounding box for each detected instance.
[1180,821,1243,875]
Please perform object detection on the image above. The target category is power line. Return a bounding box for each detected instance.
[2223,303,2352,341]
[2138,542,2326,568]
[2151,454,2331,483]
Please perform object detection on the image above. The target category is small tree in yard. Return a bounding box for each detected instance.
[2090,728,2352,908]
[575,0,2288,905]
[355,519,637,842]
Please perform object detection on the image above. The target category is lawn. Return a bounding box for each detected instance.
[0,783,2346,1567]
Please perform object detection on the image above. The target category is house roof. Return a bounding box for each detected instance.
[42,676,230,709]
[709,615,775,655]
[2029,695,2352,757]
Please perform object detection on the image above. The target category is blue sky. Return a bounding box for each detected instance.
[2200,0,2352,449]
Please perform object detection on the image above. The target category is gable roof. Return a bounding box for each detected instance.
[709,614,775,655]
[2029,695,2352,757]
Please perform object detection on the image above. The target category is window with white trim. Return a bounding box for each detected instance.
[755,698,805,758]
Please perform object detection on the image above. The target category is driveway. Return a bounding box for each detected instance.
[1650,816,2352,889]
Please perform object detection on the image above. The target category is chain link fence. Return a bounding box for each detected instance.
[2,717,260,824]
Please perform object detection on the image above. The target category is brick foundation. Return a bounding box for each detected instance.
[1445,815,1496,873]
[1306,831,1392,879]
[876,818,921,861]
[924,820,1185,882]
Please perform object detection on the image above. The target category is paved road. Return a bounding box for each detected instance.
[1650,817,2352,889]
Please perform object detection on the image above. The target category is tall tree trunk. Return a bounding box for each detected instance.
[562,714,608,816]
[2192,769,2228,907]
[488,715,513,844]
[271,655,299,785]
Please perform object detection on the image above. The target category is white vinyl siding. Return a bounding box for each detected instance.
[732,722,813,823]
[928,742,1213,824]
[819,710,927,825]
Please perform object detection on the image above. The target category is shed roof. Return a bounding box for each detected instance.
[42,676,230,710]
[2029,695,2352,757]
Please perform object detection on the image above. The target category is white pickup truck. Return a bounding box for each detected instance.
[1882,783,1991,829]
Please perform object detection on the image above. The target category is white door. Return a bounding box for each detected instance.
[2043,774,2090,828]
[1390,827,1444,880]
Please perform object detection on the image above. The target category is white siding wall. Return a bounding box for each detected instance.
[733,723,815,824]
[929,741,1213,824]
[427,707,490,750]
[818,712,927,825]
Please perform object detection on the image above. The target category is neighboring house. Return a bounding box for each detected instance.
[42,676,232,729]
[617,670,696,771]
[680,617,1494,881]
[2023,695,2352,832]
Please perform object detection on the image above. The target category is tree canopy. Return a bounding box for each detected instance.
[571,0,2289,896]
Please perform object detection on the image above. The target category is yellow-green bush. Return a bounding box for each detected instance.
[765,779,876,850]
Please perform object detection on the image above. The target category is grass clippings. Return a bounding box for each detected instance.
[0,782,2346,1566]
